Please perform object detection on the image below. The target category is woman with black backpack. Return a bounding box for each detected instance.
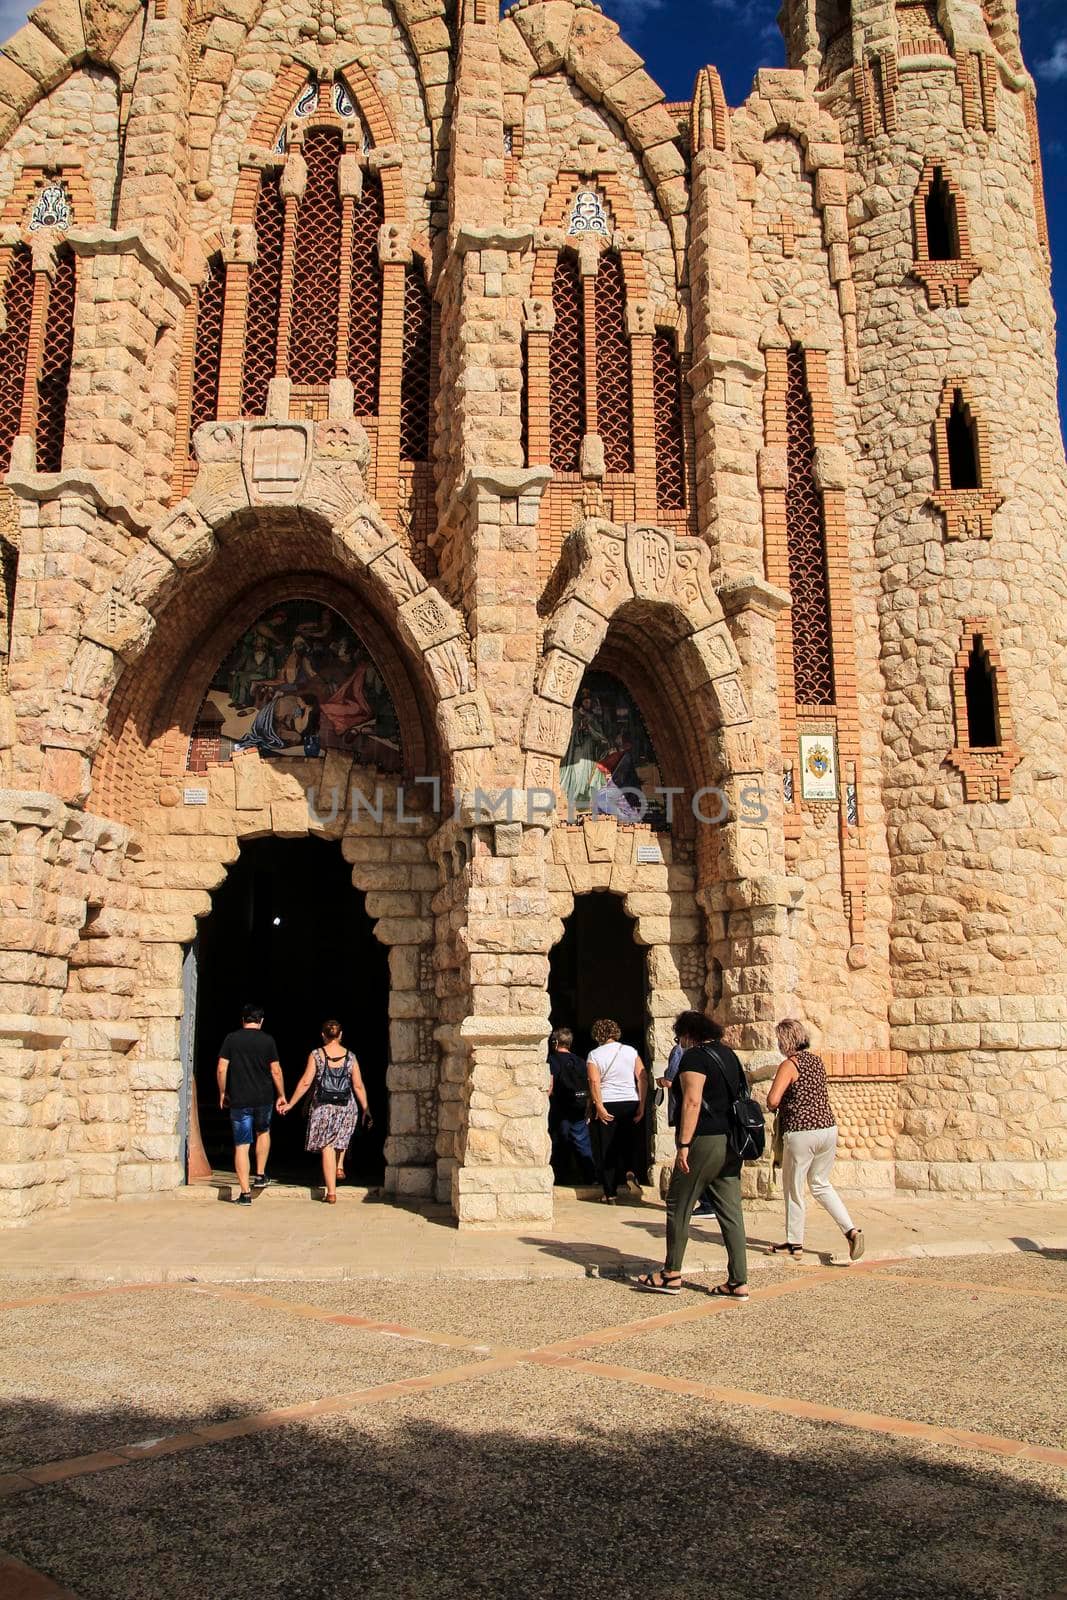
[281,1020,372,1203]
[638,1010,750,1297]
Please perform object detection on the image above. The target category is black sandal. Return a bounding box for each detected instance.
[769,1242,804,1257]
[637,1271,682,1295]
[710,1282,750,1300]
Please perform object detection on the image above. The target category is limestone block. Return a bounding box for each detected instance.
[439,691,494,752]
[151,501,216,570]
[544,600,607,664]
[521,696,571,757]
[83,592,155,662]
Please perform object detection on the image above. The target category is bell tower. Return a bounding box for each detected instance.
[783,0,1067,1198]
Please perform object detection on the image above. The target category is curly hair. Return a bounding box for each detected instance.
[591,1018,621,1045]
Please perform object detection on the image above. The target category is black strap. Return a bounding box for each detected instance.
[697,1043,745,1114]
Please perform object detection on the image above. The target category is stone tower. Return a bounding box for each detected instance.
[780,0,1067,1194]
[0,0,1063,1226]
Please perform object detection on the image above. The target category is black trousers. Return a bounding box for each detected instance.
[591,1100,640,1197]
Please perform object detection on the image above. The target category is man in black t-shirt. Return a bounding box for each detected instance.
[547,1027,595,1184]
[216,1005,286,1204]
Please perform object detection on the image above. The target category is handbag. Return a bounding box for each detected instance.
[701,1045,766,1163]
[315,1048,353,1107]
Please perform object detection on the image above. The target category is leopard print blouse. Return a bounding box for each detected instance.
[779,1050,836,1133]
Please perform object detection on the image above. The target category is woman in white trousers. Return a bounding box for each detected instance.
[766,1019,864,1264]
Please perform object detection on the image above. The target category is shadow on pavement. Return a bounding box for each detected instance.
[0,1395,1064,1599]
[1011,1237,1067,1261]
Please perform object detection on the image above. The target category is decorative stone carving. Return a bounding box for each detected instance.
[625,523,674,598]
[709,674,752,726]
[544,600,606,663]
[522,697,571,757]
[424,636,473,699]
[689,622,741,683]
[400,590,462,651]
[378,221,412,265]
[369,545,428,606]
[242,422,312,504]
[84,593,155,661]
[193,421,242,464]
[537,650,584,707]
[150,503,215,571]
[315,418,370,467]
[336,508,397,564]
[440,692,494,751]
[523,298,555,333]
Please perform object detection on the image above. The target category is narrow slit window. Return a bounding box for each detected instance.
[289,128,343,386]
[549,254,584,473]
[189,253,224,448]
[964,634,999,747]
[241,167,285,417]
[924,167,959,261]
[594,251,633,474]
[400,264,432,462]
[36,244,77,474]
[946,389,980,489]
[0,245,34,475]
[785,346,836,707]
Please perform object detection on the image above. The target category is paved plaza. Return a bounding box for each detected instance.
[0,1192,1064,1598]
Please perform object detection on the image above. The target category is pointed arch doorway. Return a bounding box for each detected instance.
[188,836,389,1185]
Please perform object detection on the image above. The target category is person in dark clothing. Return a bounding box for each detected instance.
[548,1027,595,1183]
[638,1010,749,1297]
[216,1005,286,1205]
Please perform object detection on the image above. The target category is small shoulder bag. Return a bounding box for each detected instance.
[702,1045,766,1163]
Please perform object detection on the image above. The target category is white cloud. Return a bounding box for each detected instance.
[1037,35,1067,79]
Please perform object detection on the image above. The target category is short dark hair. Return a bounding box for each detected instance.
[321,1019,342,1041]
[549,1027,573,1051]
[673,1010,722,1045]
[241,1004,265,1025]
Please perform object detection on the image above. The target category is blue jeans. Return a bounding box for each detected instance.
[555,1115,593,1163]
[229,1104,272,1146]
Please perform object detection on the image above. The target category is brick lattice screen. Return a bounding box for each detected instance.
[36,246,76,473]
[241,168,285,417]
[594,251,633,473]
[400,264,432,461]
[290,128,343,386]
[348,170,383,413]
[785,347,835,706]
[189,254,224,446]
[0,245,34,473]
[652,330,685,510]
[549,253,583,473]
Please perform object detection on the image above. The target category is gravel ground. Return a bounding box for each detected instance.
[1,1256,1064,1599]
[881,1248,1067,1290]
[0,1364,1064,1600]
[587,1273,1067,1449]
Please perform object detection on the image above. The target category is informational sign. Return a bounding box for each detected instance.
[182,787,209,806]
[636,843,664,865]
[798,733,838,803]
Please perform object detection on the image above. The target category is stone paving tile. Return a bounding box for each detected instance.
[588,1274,1067,1450]
[0,1364,1063,1600]
[0,1285,493,1475]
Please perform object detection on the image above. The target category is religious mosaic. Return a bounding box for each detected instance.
[188,599,401,770]
[560,671,665,823]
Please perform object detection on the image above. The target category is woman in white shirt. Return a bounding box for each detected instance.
[587,1018,648,1203]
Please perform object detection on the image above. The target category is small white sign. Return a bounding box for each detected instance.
[182,787,209,806]
[798,734,838,802]
[636,844,664,865]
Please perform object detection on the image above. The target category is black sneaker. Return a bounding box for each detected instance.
[691,1203,715,1218]
[252,1175,270,1189]
[235,1191,253,1205]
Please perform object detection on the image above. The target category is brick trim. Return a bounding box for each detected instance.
[929,377,1002,541]
[946,617,1021,802]
[1024,93,1050,254]
[910,158,981,309]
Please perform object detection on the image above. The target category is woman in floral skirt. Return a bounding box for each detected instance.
[282,1020,371,1203]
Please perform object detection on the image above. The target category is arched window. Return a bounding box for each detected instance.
[400,263,432,462]
[652,330,686,511]
[549,253,584,473]
[0,245,34,475]
[241,167,285,418]
[290,127,343,386]
[948,619,1019,800]
[785,346,835,707]
[945,388,979,489]
[189,253,224,448]
[594,251,633,474]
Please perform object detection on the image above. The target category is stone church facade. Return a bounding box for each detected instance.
[0,0,1064,1226]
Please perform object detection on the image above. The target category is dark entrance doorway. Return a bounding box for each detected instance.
[190,836,389,1184]
[548,893,650,1186]
[549,892,649,1058]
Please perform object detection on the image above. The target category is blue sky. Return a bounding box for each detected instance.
[599,0,1067,433]
[0,0,1062,427]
